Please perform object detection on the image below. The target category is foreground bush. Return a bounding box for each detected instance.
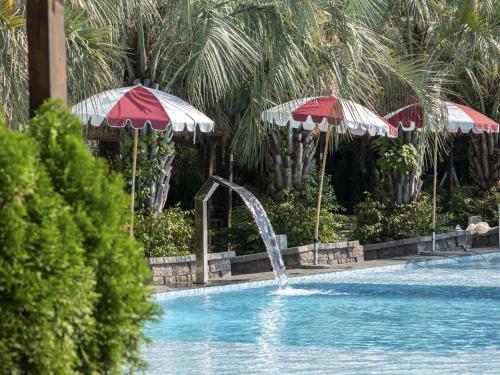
[351,193,452,244]
[135,206,195,258]
[0,124,94,373]
[0,101,157,373]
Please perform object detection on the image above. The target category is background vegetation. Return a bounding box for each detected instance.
[135,206,195,258]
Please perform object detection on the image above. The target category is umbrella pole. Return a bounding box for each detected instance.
[130,128,139,236]
[314,126,332,265]
[432,133,438,253]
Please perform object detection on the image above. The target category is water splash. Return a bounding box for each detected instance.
[273,287,350,296]
[235,188,289,288]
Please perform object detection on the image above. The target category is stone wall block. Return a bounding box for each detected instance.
[152,276,165,285]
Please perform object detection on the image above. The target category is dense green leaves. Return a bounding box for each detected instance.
[374,138,418,174]
[214,201,344,255]
[448,185,500,228]
[135,206,195,258]
[214,174,345,254]
[0,114,94,373]
[351,192,452,244]
[0,101,157,373]
[29,101,158,373]
[352,184,500,245]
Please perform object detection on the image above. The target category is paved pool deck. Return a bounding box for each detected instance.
[151,247,500,294]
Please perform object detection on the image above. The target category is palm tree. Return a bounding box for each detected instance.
[441,0,499,190]
[364,0,449,204]
[1,0,26,128]
[2,0,260,211]
[382,0,500,197]
[159,0,324,200]
[5,0,495,205]
[1,0,125,125]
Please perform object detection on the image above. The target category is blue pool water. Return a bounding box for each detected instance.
[144,254,500,374]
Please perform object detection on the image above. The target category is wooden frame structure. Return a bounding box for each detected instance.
[27,0,67,116]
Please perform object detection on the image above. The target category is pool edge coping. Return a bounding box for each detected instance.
[152,249,500,301]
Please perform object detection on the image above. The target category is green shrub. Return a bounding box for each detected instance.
[135,206,195,258]
[350,194,387,244]
[448,185,500,227]
[214,176,345,255]
[294,171,341,209]
[351,193,452,244]
[0,121,94,373]
[28,101,158,373]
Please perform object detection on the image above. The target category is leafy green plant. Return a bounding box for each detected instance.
[373,138,418,174]
[350,194,387,244]
[28,101,158,374]
[294,170,341,210]
[0,120,94,374]
[448,185,500,228]
[351,192,452,244]
[214,176,345,255]
[135,206,195,258]
[118,130,175,212]
[271,197,344,248]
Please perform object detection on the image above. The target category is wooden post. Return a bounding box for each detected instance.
[446,138,454,205]
[27,0,67,116]
[203,141,215,180]
[130,129,139,236]
[224,146,233,228]
[314,126,332,265]
[432,134,438,253]
[215,143,224,176]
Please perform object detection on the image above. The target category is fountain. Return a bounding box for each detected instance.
[195,176,289,288]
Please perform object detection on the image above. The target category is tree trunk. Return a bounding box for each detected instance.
[145,130,175,213]
[383,130,422,203]
[469,133,500,190]
[268,125,319,200]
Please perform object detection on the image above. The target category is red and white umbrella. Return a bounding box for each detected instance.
[261,96,396,265]
[385,102,499,133]
[385,102,498,252]
[73,85,214,133]
[73,85,214,235]
[261,96,398,137]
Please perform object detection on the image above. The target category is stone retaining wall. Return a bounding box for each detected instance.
[147,251,235,285]
[363,231,470,260]
[148,228,498,285]
[230,241,363,275]
[471,227,499,248]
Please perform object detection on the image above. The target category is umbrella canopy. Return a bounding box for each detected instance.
[261,96,398,137]
[386,102,499,134]
[73,85,215,235]
[73,85,214,133]
[261,95,396,266]
[386,102,498,253]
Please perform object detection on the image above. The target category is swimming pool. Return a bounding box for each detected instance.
[144,253,500,374]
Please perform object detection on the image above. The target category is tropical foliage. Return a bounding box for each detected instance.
[1,1,498,244]
[351,193,453,244]
[0,115,93,373]
[135,206,195,258]
[448,185,500,228]
[214,172,345,254]
[2,1,500,373]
